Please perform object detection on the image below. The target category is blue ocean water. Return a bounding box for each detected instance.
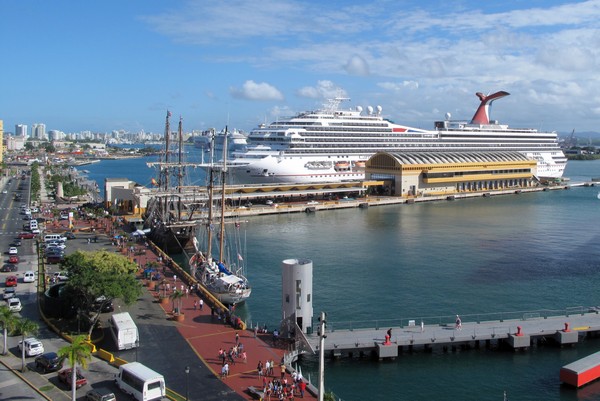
[85,157,600,401]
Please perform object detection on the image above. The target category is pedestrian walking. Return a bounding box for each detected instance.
[242,350,247,363]
[193,300,197,310]
[280,363,286,380]
[455,315,462,330]
[199,298,204,310]
[235,331,239,345]
[265,360,271,377]
[257,360,264,378]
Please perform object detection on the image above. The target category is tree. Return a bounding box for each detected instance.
[58,335,92,401]
[61,250,143,337]
[15,318,39,372]
[169,290,185,315]
[0,306,18,355]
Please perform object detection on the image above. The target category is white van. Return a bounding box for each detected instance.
[29,220,38,230]
[116,362,165,401]
[109,312,139,350]
[44,234,67,243]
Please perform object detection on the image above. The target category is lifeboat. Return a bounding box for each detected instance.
[334,161,350,171]
[353,160,366,169]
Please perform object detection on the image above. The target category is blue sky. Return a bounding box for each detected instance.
[2,0,599,135]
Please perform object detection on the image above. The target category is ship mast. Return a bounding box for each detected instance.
[219,127,228,263]
[161,110,171,191]
[177,116,184,221]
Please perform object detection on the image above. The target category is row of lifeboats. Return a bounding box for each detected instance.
[334,160,366,171]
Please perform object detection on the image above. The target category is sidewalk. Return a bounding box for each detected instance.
[0,352,70,401]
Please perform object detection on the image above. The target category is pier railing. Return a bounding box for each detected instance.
[325,306,590,332]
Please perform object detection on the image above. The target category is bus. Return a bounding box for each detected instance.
[115,362,165,401]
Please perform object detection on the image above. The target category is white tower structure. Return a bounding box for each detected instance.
[281,258,314,334]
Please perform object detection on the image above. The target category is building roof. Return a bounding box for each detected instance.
[375,151,531,165]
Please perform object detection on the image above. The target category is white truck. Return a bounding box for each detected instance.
[109,312,139,351]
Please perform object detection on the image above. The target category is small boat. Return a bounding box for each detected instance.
[334,161,350,171]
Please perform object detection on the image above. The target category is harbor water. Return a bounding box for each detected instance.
[84,156,600,400]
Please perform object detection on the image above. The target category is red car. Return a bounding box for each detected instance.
[58,368,87,388]
[5,276,17,287]
[8,255,19,264]
[18,232,36,239]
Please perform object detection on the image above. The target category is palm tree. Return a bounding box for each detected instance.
[0,306,18,355]
[14,318,39,372]
[169,289,185,315]
[58,335,92,401]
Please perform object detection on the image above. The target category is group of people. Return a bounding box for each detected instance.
[257,361,306,400]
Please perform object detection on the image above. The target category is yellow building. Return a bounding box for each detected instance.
[365,151,538,197]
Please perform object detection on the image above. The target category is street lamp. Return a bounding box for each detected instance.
[184,366,190,401]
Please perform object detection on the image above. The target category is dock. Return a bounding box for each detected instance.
[300,308,600,360]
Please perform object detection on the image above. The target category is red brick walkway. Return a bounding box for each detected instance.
[46,212,317,400]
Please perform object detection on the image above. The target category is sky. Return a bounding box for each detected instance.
[2,0,600,136]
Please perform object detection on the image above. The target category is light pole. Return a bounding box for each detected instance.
[318,312,326,401]
[184,366,190,401]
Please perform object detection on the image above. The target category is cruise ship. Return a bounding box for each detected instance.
[194,128,248,154]
[226,91,567,184]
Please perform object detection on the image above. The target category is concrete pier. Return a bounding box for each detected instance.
[302,310,600,359]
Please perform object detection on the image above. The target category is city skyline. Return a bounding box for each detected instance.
[2,0,600,135]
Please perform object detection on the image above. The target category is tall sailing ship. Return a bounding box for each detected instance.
[190,128,251,304]
[225,91,567,184]
[143,111,200,254]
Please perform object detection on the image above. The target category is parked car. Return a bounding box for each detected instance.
[10,239,22,247]
[18,232,36,239]
[64,231,76,239]
[18,337,44,357]
[8,255,19,264]
[8,247,18,255]
[35,352,64,373]
[58,368,87,388]
[7,297,22,312]
[5,276,18,287]
[59,213,69,220]
[47,255,65,264]
[86,388,116,401]
[92,297,114,313]
[23,271,35,283]
[1,263,17,272]
[53,272,69,281]
[3,287,16,300]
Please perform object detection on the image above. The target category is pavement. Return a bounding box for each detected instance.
[0,171,318,401]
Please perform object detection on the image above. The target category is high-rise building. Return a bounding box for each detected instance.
[0,120,4,163]
[15,124,28,138]
[32,123,47,140]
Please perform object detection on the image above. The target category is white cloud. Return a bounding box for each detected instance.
[344,54,370,76]
[378,81,419,92]
[297,81,347,99]
[230,80,284,101]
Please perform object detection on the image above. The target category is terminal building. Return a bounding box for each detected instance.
[364,151,538,197]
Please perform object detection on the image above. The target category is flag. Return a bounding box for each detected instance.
[151,178,158,186]
[167,110,172,118]
[237,253,243,261]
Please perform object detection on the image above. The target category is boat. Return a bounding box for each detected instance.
[143,111,198,254]
[190,129,251,304]
[194,127,248,154]
[225,91,567,184]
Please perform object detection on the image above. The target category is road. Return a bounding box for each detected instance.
[0,173,119,400]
